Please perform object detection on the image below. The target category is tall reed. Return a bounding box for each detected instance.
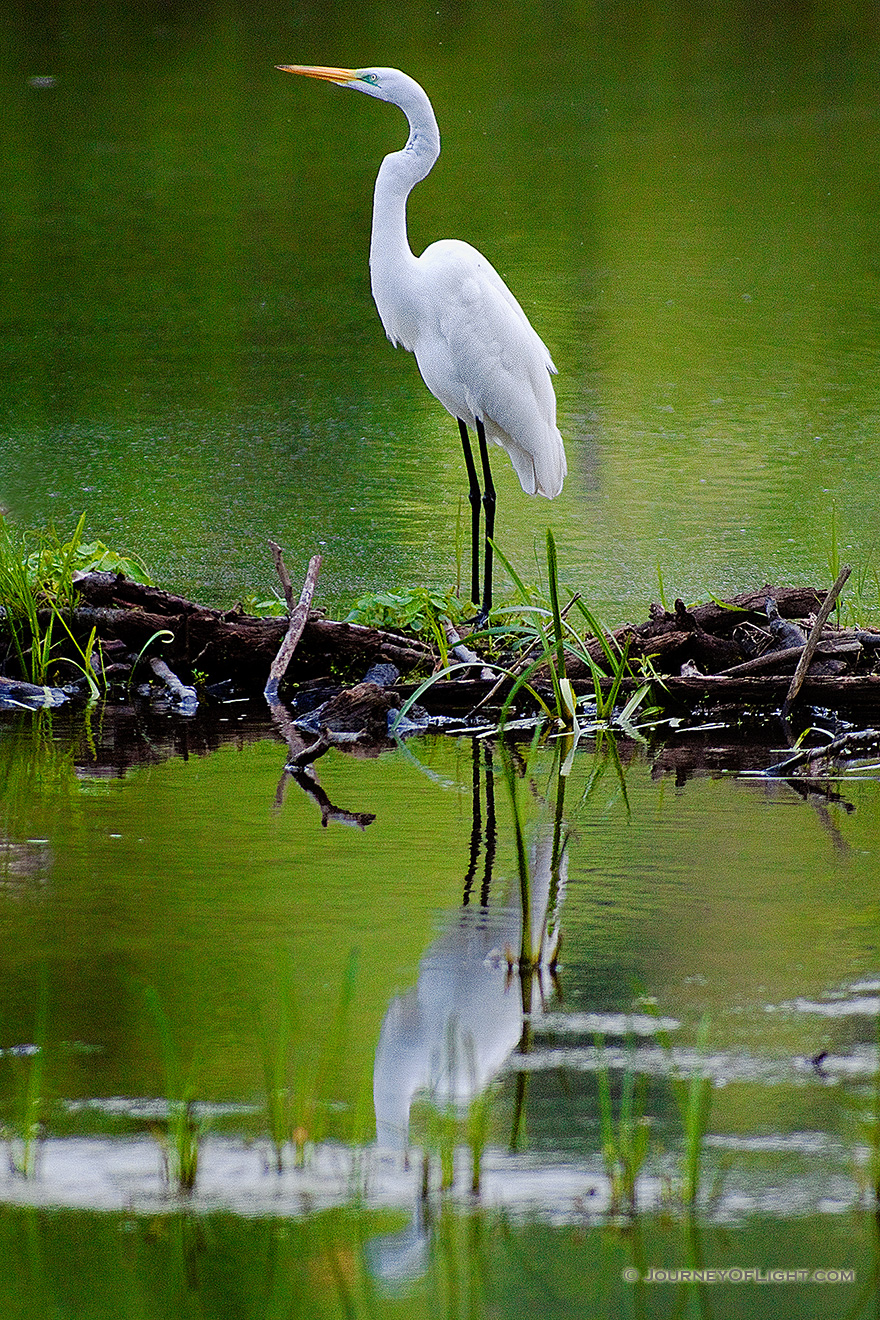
[594,1032,650,1216]
[4,971,49,1178]
[143,986,202,1193]
[260,948,359,1170]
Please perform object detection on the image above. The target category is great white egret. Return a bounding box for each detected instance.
[278,64,566,616]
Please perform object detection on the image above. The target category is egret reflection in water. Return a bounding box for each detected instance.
[373,742,567,1151]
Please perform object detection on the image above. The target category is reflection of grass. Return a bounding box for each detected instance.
[260,948,359,1171]
[3,971,49,1178]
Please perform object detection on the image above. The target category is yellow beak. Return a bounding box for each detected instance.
[276,65,359,85]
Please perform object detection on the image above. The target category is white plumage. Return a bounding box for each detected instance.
[279,63,566,610]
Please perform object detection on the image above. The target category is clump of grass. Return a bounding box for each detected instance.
[2,972,50,1178]
[421,1096,459,1195]
[494,531,658,733]
[588,1004,714,1216]
[641,998,713,1205]
[594,1033,651,1216]
[143,986,203,1194]
[412,1029,499,1199]
[259,948,359,1171]
[465,1075,493,1196]
[392,529,659,738]
[0,513,149,685]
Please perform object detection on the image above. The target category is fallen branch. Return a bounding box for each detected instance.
[782,565,851,717]
[721,638,861,677]
[264,551,322,703]
[149,657,198,711]
[764,726,880,777]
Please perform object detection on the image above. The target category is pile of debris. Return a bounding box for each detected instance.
[3,557,880,726]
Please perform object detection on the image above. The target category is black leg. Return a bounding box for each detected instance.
[458,417,481,606]
[476,418,496,616]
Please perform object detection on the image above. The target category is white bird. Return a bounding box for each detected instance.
[278,64,566,616]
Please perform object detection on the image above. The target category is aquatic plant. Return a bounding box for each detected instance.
[390,530,657,737]
[0,513,149,685]
[412,1031,499,1200]
[2,972,49,1178]
[346,586,474,638]
[260,948,359,1170]
[641,998,713,1206]
[143,986,203,1193]
[465,1073,493,1196]
[237,592,289,617]
[493,533,657,733]
[594,1032,651,1216]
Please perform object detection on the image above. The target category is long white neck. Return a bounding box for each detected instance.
[369,81,440,346]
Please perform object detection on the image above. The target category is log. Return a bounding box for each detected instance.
[8,569,873,721]
[303,681,401,741]
[68,575,433,689]
[149,657,198,711]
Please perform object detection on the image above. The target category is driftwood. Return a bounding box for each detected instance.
[148,657,198,712]
[264,550,322,702]
[66,572,432,688]
[782,564,851,716]
[5,563,880,728]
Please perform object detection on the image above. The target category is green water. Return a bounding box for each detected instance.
[3,1,880,617]
[1,708,880,1313]
[0,1205,872,1319]
[3,0,880,1314]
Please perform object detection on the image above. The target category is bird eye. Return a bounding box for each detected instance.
[361,73,379,84]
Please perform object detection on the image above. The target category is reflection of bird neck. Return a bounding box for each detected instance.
[369,92,440,344]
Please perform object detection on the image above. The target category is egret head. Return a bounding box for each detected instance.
[276,65,427,109]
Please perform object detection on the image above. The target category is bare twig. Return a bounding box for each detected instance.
[782,565,851,717]
[268,539,295,613]
[264,551,322,703]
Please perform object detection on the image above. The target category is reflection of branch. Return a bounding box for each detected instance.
[285,731,331,767]
[268,702,375,829]
[288,768,376,830]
